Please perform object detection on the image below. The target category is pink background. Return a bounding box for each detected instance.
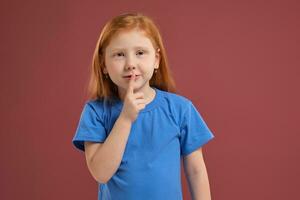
[1,0,299,199]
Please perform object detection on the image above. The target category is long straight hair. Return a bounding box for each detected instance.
[86,12,177,102]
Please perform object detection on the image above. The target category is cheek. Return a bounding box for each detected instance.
[109,67,121,76]
[106,61,123,73]
[144,56,157,67]
[144,55,154,62]
[140,66,154,77]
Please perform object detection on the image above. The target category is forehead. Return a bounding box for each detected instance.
[106,30,154,50]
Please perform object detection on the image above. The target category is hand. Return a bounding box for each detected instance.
[120,72,146,123]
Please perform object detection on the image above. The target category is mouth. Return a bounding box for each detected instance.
[123,74,141,79]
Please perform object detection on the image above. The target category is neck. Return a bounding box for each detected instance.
[118,85,155,104]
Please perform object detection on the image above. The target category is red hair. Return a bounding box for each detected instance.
[86,12,177,102]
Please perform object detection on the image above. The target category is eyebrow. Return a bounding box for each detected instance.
[111,46,149,52]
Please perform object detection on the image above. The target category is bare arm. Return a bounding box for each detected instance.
[84,114,132,183]
[84,73,146,184]
[183,148,212,200]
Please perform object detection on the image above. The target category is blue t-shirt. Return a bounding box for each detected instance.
[72,87,215,200]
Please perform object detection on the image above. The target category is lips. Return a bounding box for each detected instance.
[123,74,140,78]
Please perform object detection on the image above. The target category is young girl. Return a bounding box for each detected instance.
[72,12,215,200]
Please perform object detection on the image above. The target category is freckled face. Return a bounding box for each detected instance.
[103,29,160,94]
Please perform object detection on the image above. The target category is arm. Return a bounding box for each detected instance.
[84,73,146,184]
[84,114,132,183]
[183,148,212,200]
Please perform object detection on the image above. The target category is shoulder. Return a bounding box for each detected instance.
[158,89,193,111]
[157,89,194,123]
[84,99,103,110]
[82,98,109,119]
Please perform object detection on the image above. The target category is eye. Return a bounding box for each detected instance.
[114,52,125,57]
[137,50,145,56]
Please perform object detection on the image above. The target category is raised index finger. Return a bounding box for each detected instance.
[126,72,136,95]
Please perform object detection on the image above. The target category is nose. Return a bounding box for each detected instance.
[125,54,136,71]
[125,65,136,71]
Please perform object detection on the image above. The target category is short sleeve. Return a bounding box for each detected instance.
[72,102,107,152]
[179,101,215,156]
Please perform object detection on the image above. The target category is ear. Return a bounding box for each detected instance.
[155,48,161,69]
[102,66,108,74]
